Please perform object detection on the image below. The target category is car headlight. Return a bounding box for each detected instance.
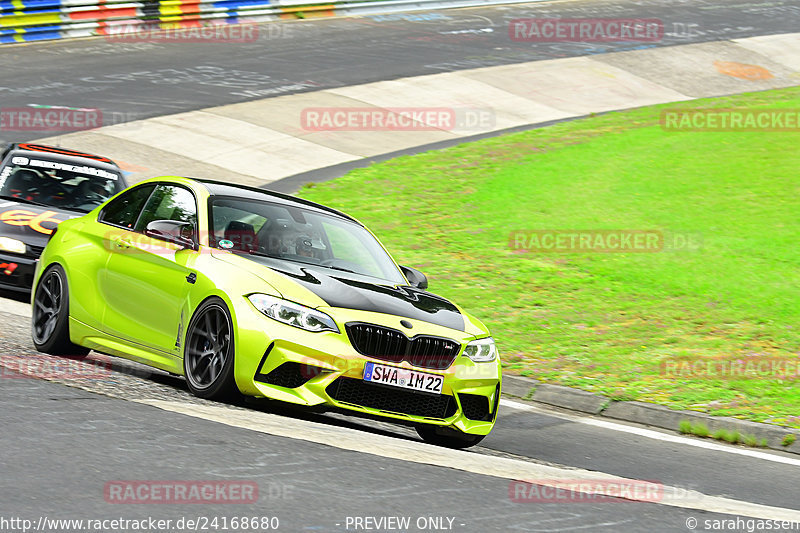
[248,293,339,333]
[0,237,26,255]
[464,337,497,362]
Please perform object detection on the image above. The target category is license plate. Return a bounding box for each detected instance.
[363,362,443,394]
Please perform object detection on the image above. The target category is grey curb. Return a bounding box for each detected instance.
[502,375,799,455]
[500,375,537,400]
[532,383,609,415]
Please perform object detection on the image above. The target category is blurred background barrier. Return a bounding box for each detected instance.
[0,0,535,44]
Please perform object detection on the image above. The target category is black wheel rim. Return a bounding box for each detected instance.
[186,305,231,389]
[33,270,62,344]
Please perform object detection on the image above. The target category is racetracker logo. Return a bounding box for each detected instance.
[661,108,800,131]
[510,230,663,253]
[0,353,112,380]
[104,22,259,43]
[300,107,496,132]
[0,107,101,133]
[509,230,703,253]
[509,480,664,503]
[104,481,259,504]
[660,357,800,380]
[509,18,664,42]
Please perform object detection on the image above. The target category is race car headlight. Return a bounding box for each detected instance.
[463,337,497,362]
[248,294,339,333]
[0,237,26,255]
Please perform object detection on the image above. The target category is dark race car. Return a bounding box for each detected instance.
[0,143,127,291]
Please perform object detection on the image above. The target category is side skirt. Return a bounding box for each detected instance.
[69,316,184,375]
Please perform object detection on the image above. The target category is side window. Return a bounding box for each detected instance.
[135,185,197,233]
[99,185,155,229]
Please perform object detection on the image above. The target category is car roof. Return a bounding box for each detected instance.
[193,178,358,223]
[6,143,122,172]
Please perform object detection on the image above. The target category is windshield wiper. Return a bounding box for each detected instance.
[324,265,357,274]
[245,249,282,259]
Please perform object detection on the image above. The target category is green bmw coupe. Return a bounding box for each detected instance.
[31,177,501,448]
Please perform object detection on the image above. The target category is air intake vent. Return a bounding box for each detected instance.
[326,377,457,419]
[458,394,492,421]
[256,362,325,389]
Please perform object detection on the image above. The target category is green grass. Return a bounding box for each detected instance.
[713,429,741,444]
[679,421,767,448]
[741,434,766,448]
[297,87,800,428]
[692,422,710,438]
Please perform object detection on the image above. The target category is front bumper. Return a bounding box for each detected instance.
[232,300,501,436]
[0,253,36,292]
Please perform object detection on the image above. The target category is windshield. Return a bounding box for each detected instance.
[210,197,406,284]
[0,155,124,213]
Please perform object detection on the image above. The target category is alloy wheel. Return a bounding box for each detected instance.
[32,269,63,345]
[185,304,231,389]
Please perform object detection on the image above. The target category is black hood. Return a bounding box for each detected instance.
[0,200,77,253]
[247,255,465,332]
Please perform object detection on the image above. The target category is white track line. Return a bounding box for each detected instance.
[138,399,800,522]
[500,399,800,467]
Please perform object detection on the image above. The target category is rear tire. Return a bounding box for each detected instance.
[31,264,90,358]
[184,297,239,401]
[416,425,486,449]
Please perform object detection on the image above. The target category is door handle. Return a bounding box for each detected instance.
[114,237,132,249]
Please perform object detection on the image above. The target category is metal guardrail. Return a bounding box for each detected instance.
[0,0,535,44]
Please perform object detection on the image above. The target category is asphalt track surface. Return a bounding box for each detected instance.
[2,306,800,532]
[1,0,800,140]
[0,376,742,533]
[3,0,800,531]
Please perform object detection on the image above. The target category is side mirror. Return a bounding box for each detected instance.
[400,265,428,290]
[144,220,196,250]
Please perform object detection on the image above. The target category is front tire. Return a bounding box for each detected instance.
[31,264,90,358]
[416,425,486,449]
[184,297,239,401]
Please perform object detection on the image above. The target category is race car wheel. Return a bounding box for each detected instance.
[416,425,486,449]
[31,264,90,358]
[184,297,239,401]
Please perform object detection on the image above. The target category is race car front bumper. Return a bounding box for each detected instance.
[232,300,501,436]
